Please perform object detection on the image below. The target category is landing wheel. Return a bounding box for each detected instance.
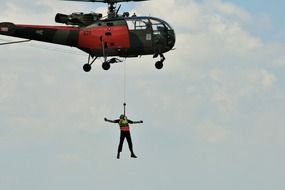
[83,64,92,72]
[155,61,163,70]
[102,62,111,70]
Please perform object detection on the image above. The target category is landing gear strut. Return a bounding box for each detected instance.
[83,55,97,72]
[102,58,122,70]
[154,53,165,70]
[83,55,123,72]
[84,36,122,72]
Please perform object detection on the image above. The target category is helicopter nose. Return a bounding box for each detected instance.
[167,30,176,50]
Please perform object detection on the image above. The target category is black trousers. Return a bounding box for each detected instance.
[118,131,134,154]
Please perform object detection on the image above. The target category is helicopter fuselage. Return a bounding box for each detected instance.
[0,16,175,58]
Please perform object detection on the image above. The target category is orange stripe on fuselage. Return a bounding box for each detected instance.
[77,25,130,49]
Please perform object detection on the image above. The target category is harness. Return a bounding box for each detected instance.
[119,118,130,131]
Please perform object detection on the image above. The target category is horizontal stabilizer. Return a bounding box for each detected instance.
[0,22,16,35]
[0,39,31,46]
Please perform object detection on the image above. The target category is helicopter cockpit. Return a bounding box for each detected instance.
[125,16,175,53]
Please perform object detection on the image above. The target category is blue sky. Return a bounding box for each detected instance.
[0,0,285,190]
[230,0,285,42]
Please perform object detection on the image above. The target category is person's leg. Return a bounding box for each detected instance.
[126,132,137,158]
[117,132,125,159]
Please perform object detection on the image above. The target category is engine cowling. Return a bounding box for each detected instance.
[55,12,102,26]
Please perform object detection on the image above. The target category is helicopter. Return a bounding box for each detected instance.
[0,0,176,72]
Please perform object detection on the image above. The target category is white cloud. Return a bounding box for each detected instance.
[195,122,228,144]
[273,58,285,67]
[0,0,92,24]
[138,0,281,106]
[248,69,277,89]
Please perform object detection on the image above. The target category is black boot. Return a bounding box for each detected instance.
[117,152,120,159]
[131,153,137,158]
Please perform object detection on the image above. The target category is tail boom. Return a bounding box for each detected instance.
[0,22,79,47]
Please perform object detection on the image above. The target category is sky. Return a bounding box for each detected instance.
[0,0,285,189]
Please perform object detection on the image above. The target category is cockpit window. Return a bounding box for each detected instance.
[126,17,173,31]
[150,18,171,31]
[126,19,150,30]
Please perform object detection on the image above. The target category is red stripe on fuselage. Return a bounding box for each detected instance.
[78,25,130,49]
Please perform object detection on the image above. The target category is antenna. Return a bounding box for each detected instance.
[116,4,122,16]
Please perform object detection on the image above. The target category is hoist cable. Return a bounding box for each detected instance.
[123,60,127,115]
[123,60,127,104]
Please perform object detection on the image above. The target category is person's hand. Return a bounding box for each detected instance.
[140,120,143,123]
[104,118,107,121]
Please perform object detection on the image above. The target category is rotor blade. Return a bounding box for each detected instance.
[60,0,106,2]
[60,0,149,3]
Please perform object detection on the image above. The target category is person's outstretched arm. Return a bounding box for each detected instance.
[104,118,119,123]
[128,119,143,124]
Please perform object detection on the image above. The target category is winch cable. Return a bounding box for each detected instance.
[123,60,127,115]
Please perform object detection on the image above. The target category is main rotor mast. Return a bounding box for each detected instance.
[107,2,118,18]
[61,0,149,18]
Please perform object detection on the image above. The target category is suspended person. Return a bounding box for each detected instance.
[105,115,143,159]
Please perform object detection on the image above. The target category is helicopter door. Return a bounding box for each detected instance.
[103,22,114,49]
[126,18,152,55]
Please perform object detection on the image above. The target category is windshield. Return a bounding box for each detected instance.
[126,17,173,31]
